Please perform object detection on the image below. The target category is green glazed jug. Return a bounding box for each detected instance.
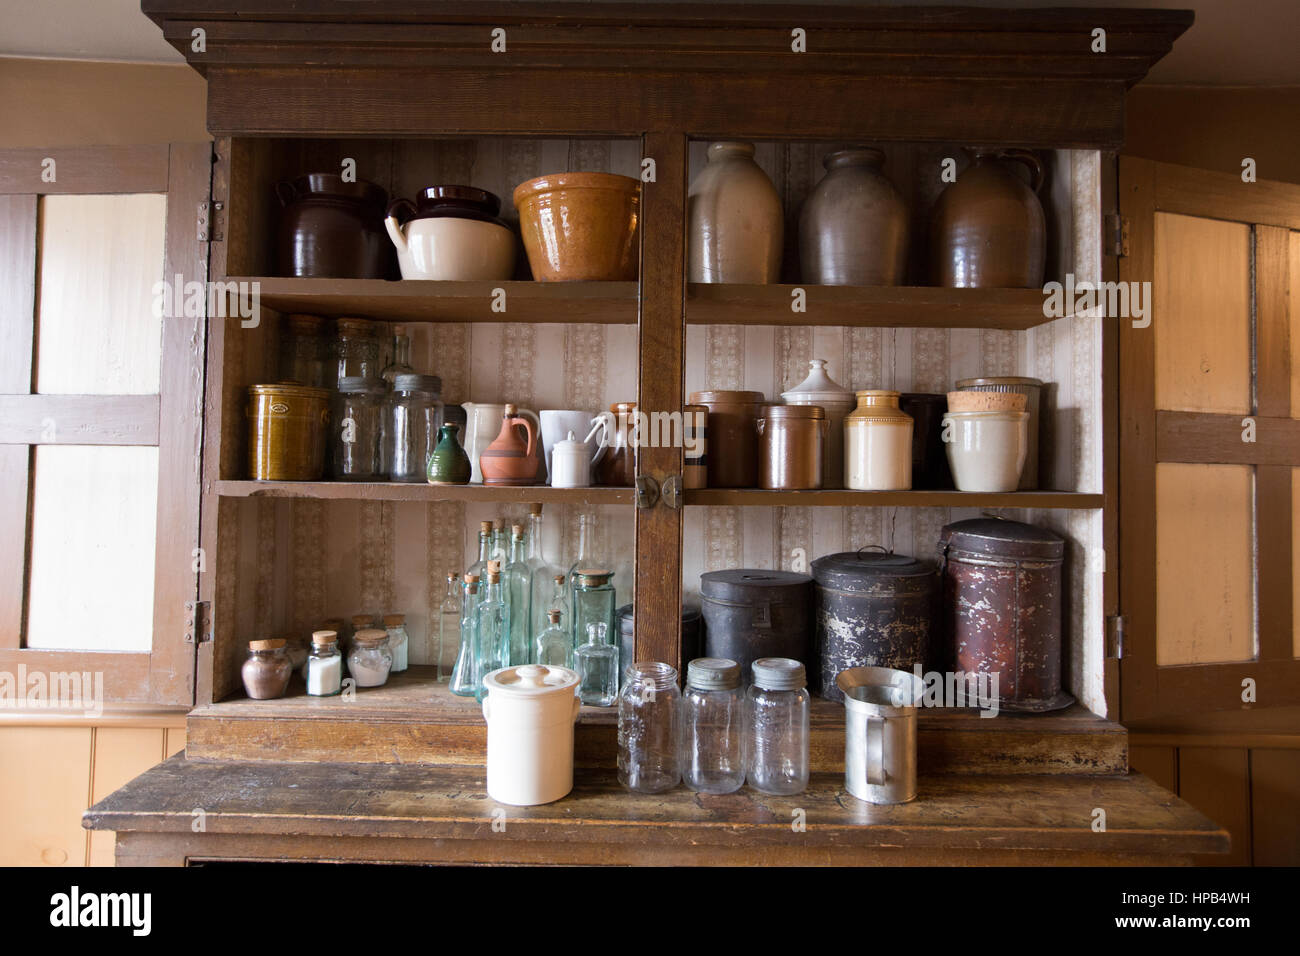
[427,422,472,485]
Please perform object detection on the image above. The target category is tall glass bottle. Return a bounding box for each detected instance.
[380,323,415,389]
[448,574,480,697]
[535,609,573,668]
[490,520,509,565]
[576,621,618,707]
[566,511,607,620]
[466,520,494,596]
[435,570,461,680]
[525,503,560,637]
[474,562,510,701]
[504,524,532,665]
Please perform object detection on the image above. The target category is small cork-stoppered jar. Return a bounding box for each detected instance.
[348,628,394,688]
[383,613,410,673]
[305,630,343,697]
[241,639,294,700]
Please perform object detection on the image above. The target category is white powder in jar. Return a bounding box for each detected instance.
[306,655,342,696]
[348,657,390,687]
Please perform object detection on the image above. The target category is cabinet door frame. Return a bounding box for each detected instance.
[1118,156,1300,720]
[0,143,211,706]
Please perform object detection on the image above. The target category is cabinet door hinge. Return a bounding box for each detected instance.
[197,200,224,242]
[1106,614,1126,659]
[634,475,660,510]
[1105,213,1130,258]
[660,474,683,510]
[184,600,211,644]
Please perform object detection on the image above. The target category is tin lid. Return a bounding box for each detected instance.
[700,569,812,603]
[311,630,338,645]
[811,549,936,591]
[338,376,386,395]
[780,358,855,408]
[576,569,614,587]
[248,383,330,400]
[940,517,1064,560]
[482,663,579,699]
[759,403,825,419]
[955,376,1043,389]
[687,657,740,691]
[752,657,806,690]
[688,390,766,406]
[393,373,442,394]
[616,602,702,635]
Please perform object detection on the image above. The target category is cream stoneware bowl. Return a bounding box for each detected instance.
[943,410,1029,492]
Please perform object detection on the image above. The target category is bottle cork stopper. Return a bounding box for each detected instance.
[488,571,501,584]
[487,560,501,574]
[464,572,480,583]
[446,570,457,582]
[554,574,565,585]
[530,503,543,515]
[504,403,518,415]
[249,638,286,651]
[480,520,493,534]
[512,523,524,537]
[351,614,373,628]
[548,609,561,623]
[311,630,338,645]
[382,614,405,627]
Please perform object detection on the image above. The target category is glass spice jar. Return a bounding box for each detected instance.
[681,657,746,794]
[279,313,329,388]
[576,621,618,707]
[305,630,343,696]
[241,639,293,700]
[383,613,410,673]
[617,661,682,793]
[386,373,444,481]
[348,628,393,687]
[335,317,381,382]
[746,658,810,795]
[333,376,386,479]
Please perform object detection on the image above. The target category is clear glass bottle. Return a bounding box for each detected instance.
[571,569,616,651]
[333,376,386,479]
[618,661,682,793]
[576,621,618,707]
[525,504,560,637]
[336,317,381,382]
[305,630,343,697]
[503,524,532,666]
[436,571,462,680]
[490,519,509,565]
[746,658,810,795]
[534,609,573,668]
[386,373,444,481]
[383,613,410,673]
[565,511,606,619]
[449,575,481,697]
[681,658,746,794]
[466,521,494,594]
[380,323,415,389]
[347,628,394,688]
[474,562,510,702]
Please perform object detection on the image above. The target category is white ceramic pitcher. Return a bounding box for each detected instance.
[462,402,542,484]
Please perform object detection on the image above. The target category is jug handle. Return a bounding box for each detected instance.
[866,715,887,785]
[386,197,418,224]
[586,414,611,468]
[997,149,1045,194]
[383,215,408,255]
[508,415,537,459]
[274,180,297,208]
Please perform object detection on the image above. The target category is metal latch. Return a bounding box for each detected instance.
[1106,614,1126,659]
[1105,213,1130,258]
[634,475,660,509]
[660,475,682,510]
[184,601,211,644]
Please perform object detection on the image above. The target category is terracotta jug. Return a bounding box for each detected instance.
[930,149,1046,289]
[688,142,783,284]
[462,402,542,483]
[799,148,908,286]
[479,404,540,486]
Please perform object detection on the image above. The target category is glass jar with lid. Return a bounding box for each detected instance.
[617,661,681,793]
[681,657,746,794]
[348,628,393,687]
[333,377,386,479]
[335,317,381,382]
[279,313,329,388]
[386,373,444,481]
[571,569,616,651]
[241,639,293,700]
[746,657,810,795]
[383,613,410,673]
[305,630,343,696]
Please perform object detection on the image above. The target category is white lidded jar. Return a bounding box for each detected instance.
[844,389,913,490]
[781,358,855,489]
[481,663,581,806]
[550,430,593,488]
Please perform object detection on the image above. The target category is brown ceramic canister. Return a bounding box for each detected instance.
[756,404,826,490]
[593,401,637,487]
[683,404,708,489]
[689,390,765,488]
[276,173,395,279]
[247,384,331,481]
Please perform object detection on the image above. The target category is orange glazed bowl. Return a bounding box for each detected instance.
[513,172,640,281]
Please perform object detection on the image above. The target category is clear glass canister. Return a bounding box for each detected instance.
[333,376,386,479]
[279,313,329,388]
[576,621,618,706]
[241,639,293,700]
[746,657,810,795]
[681,658,746,794]
[305,630,343,696]
[618,661,682,793]
[387,373,444,482]
[336,317,381,382]
[347,628,393,687]
[571,569,616,650]
[383,613,410,673]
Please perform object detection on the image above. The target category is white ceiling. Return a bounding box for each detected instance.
[0,0,1297,85]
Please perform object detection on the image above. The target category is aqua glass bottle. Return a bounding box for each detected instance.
[535,609,573,669]
[448,574,481,697]
[490,520,509,565]
[504,524,532,665]
[436,570,461,680]
[576,621,618,707]
[571,569,616,651]
[466,521,494,598]
[474,562,510,701]
[565,511,607,622]
[525,504,560,637]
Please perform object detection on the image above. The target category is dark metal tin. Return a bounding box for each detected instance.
[617,604,702,679]
[700,570,812,683]
[938,517,1073,713]
[899,392,953,489]
[811,549,938,700]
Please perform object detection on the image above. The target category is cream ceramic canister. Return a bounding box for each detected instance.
[781,359,855,489]
[688,142,783,284]
[798,148,908,286]
[943,410,1029,493]
[482,664,582,806]
[844,390,913,491]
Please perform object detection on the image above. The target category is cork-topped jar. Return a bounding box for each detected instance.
[241,639,293,700]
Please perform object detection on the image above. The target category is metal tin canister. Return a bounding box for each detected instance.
[810,549,938,700]
[683,404,708,489]
[616,603,703,678]
[756,404,826,490]
[899,393,953,489]
[689,390,765,488]
[954,377,1043,489]
[938,517,1073,713]
[248,383,330,480]
[700,569,812,683]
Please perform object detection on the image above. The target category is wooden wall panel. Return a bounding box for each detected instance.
[1179,746,1251,866]
[1155,463,1255,665]
[1250,748,1300,866]
[87,727,167,867]
[1129,744,1177,793]
[1153,212,1251,415]
[0,726,92,866]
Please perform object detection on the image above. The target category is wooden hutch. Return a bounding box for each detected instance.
[84,1,1232,865]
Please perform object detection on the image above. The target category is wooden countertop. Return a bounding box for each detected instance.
[84,756,1228,866]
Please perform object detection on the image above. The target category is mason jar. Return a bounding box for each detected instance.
[617,662,681,793]
[333,376,386,479]
[681,658,746,794]
[386,373,444,481]
[746,657,810,795]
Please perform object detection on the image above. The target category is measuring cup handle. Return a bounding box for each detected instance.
[866,715,886,785]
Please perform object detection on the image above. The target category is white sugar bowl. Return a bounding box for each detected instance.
[482,664,581,806]
[550,430,593,488]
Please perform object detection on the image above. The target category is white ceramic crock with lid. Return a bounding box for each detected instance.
[481,664,581,806]
[781,358,855,488]
[942,410,1029,492]
[550,430,594,488]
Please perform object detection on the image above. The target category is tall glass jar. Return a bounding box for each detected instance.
[746,658,810,795]
[617,661,681,793]
[336,317,381,382]
[279,313,329,388]
[475,564,510,701]
[436,571,462,680]
[347,628,393,688]
[386,373,444,481]
[525,504,560,637]
[333,377,386,479]
[681,658,746,794]
[383,613,410,673]
[449,575,481,697]
[305,630,343,696]
[571,569,616,650]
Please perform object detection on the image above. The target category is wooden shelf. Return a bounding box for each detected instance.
[217,479,634,505]
[687,283,1066,329]
[231,277,638,324]
[684,489,1104,509]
